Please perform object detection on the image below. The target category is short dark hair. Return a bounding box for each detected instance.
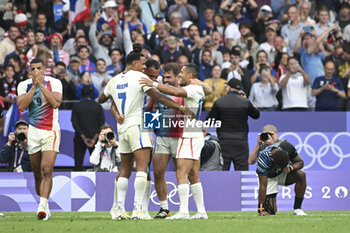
[183,63,199,78]
[78,45,89,53]
[145,59,160,70]
[30,57,45,66]
[163,63,180,76]
[5,64,15,71]
[55,61,66,68]
[96,58,106,64]
[9,23,19,31]
[287,56,298,63]
[9,55,20,64]
[35,30,45,35]
[109,48,122,57]
[271,149,290,168]
[126,43,143,65]
[15,36,24,43]
[99,124,114,133]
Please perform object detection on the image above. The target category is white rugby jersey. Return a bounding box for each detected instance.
[181,84,205,138]
[104,70,151,133]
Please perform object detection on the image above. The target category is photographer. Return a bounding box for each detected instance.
[0,120,31,172]
[248,124,307,216]
[90,125,121,172]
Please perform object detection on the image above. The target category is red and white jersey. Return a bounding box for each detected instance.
[17,76,62,131]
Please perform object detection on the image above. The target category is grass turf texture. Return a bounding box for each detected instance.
[1,211,350,233]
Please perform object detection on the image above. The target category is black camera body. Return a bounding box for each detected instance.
[15,132,26,143]
[102,132,115,144]
[260,133,270,142]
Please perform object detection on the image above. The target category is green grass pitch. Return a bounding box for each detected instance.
[1,211,350,233]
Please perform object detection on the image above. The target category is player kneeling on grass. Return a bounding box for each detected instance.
[255,141,307,216]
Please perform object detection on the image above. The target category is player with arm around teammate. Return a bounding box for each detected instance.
[140,64,208,220]
[98,44,194,220]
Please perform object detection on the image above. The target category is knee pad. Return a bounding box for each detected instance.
[264,193,277,215]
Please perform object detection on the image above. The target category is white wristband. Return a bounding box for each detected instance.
[152,82,159,88]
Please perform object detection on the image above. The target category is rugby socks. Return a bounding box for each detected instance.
[141,180,152,212]
[39,197,48,210]
[178,184,189,213]
[117,177,129,211]
[294,196,304,209]
[134,172,147,211]
[111,179,118,209]
[191,182,206,213]
[159,200,169,210]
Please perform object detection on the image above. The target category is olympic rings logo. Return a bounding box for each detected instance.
[279,132,350,170]
[150,181,193,206]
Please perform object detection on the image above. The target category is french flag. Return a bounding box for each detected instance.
[69,0,91,23]
[3,99,22,137]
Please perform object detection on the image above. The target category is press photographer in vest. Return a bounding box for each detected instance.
[0,120,31,172]
[90,125,121,172]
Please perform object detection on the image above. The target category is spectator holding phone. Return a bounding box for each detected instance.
[311,60,346,111]
[250,50,277,84]
[279,57,310,111]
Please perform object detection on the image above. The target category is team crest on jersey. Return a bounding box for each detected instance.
[143,110,162,129]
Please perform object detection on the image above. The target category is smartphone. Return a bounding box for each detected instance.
[303,26,314,33]
[247,39,252,50]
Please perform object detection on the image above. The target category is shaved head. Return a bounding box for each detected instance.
[263,124,277,133]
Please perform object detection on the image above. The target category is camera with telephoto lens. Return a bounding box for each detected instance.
[102,132,115,143]
[260,133,271,142]
[15,132,26,143]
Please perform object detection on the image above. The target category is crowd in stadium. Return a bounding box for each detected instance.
[0,0,349,112]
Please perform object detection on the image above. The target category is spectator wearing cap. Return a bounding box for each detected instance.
[338,2,350,32]
[50,32,70,66]
[252,5,274,44]
[0,24,20,65]
[68,56,82,85]
[90,11,122,67]
[281,5,305,55]
[294,25,337,85]
[258,24,278,64]
[0,120,31,172]
[135,0,167,35]
[207,78,260,171]
[97,0,118,37]
[311,60,346,111]
[168,0,198,23]
[14,13,31,35]
[181,20,192,40]
[107,48,123,77]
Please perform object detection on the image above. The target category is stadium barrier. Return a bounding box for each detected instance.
[0,171,349,212]
[1,111,349,171]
